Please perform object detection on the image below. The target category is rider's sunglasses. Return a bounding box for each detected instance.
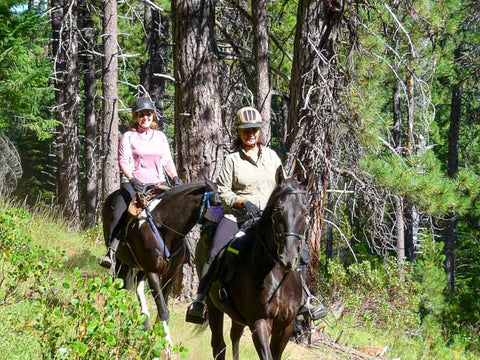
[240,128,260,134]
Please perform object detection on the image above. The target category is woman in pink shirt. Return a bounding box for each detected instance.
[100,97,182,269]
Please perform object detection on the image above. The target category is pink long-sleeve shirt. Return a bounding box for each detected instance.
[118,129,176,184]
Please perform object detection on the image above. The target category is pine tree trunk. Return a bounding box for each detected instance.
[252,0,271,142]
[51,0,80,226]
[406,73,414,156]
[285,0,342,292]
[101,0,120,201]
[51,0,66,211]
[172,0,223,182]
[446,76,462,294]
[81,0,97,227]
[172,0,224,297]
[61,0,80,227]
[392,84,402,149]
[141,7,170,130]
[395,196,405,279]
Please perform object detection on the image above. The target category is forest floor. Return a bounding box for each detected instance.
[165,299,352,360]
[0,204,415,360]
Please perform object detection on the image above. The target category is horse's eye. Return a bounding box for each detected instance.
[305,214,310,226]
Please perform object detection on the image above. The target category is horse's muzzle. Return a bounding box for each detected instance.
[279,253,300,272]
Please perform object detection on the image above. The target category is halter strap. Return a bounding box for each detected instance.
[286,190,307,195]
[284,232,305,241]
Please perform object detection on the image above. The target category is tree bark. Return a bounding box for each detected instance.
[252,0,271,142]
[101,0,120,201]
[395,196,405,279]
[285,0,342,292]
[141,7,170,130]
[172,0,224,182]
[406,72,414,156]
[81,0,97,227]
[51,0,66,210]
[51,0,80,227]
[392,84,402,150]
[445,62,462,293]
[61,0,80,227]
[172,0,224,297]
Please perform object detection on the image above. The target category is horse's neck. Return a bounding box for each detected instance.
[154,192,202,235]
[252,222,277,270]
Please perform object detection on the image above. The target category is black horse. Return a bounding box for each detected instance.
[102,181,217,343]
[197,167,308,360]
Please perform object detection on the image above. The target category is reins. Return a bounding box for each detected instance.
[259,189,307,304]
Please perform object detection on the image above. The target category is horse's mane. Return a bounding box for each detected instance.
[261,179,302,219]
[162,181,208,198]
[240,179,303,240]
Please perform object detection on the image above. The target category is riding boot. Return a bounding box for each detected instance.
[186,261,214,324]
[99,238,120,275]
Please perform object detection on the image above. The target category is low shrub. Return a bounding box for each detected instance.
[35,271,187,359]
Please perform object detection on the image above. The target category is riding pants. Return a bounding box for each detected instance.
[208,216,240,263]
[109,182,136,242]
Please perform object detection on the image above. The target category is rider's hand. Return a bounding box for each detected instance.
[129,177,144,192]
[172,176,183,186]
[242,201,261,219]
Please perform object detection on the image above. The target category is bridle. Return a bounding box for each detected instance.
[262,188,307,305]
[261,189,307,265]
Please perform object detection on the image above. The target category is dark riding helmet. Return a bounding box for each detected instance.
[132,97,155,114]
[235,107,263,129]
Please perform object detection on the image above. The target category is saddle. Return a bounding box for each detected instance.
[214,219,257,286]
[127,184,170,217]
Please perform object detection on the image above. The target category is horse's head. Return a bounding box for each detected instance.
[262,166,309,272]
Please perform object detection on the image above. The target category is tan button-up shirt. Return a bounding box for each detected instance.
[217,145,282,222]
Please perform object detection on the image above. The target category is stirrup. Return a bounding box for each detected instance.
[185,300,207,324]
[99,251,112,269]
[300,296,328,321]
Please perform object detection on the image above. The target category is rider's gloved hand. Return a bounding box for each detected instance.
[242,201,261,219]
[129,177,144,192]
[172,176,183,186]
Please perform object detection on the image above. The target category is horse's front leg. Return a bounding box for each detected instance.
[207,297,227,360]
[270,320,295,360]
[134,271,151,329]
[250,319,273,360]
[146,272,172,345]
[230,321,245,360]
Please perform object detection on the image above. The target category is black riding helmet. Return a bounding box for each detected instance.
[132,97,155,114]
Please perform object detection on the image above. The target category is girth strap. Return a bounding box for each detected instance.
[145,206,171,259]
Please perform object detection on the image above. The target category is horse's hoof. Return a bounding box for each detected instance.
[185,302,207,324]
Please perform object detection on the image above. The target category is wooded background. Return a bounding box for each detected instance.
[0,0,479,352]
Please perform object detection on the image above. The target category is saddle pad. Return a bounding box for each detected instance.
[219,233,253,283]
[137,198,162,227]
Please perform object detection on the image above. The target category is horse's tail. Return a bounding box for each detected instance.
[102,190,120,246]
[192,319,209,334]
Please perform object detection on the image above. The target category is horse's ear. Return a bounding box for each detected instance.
[306,171,315,189]
[205,177,217,191]
[275,165,286,186]
[296,168,314,189]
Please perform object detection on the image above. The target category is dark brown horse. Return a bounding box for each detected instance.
[197,167,308,360]
[103,181,218,343]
